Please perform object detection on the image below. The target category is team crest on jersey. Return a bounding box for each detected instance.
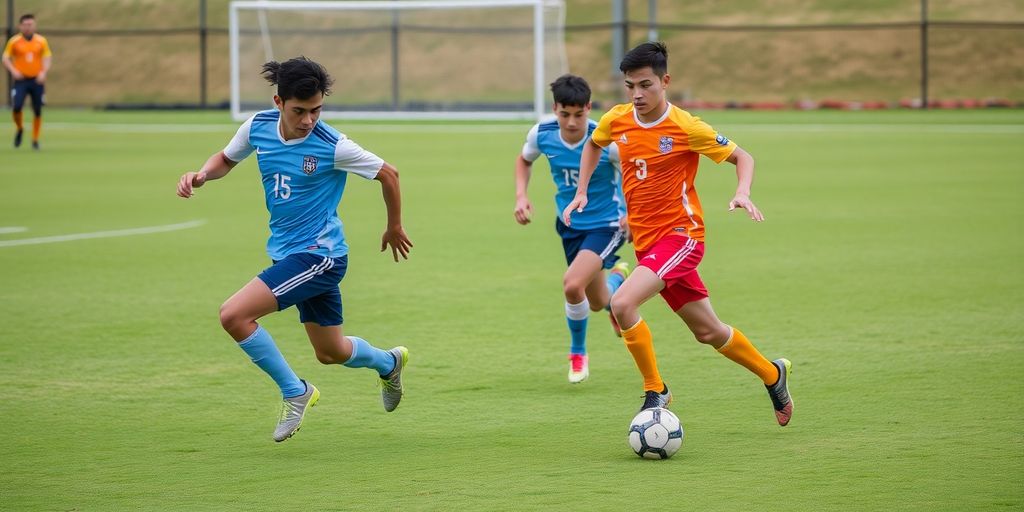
[659,136,673,154]
[716,134,730,146]
[302,155,318,175]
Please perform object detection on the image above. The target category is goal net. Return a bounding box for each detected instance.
[229,0,567,121]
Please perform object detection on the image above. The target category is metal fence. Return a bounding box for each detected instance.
[4,0,1023,109]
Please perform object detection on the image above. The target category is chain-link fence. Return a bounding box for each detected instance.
[4,0,1022,109]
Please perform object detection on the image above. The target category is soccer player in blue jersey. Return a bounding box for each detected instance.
[176,57,413,442]
[514,74,630,384]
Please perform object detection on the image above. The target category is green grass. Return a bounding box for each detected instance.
[1,109,1022,511]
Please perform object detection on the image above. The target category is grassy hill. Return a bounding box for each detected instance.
[3,0,1022,107]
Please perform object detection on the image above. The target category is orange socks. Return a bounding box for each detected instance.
[32,116,41,142]
[621,318,664,392]
[13,111,23,131]
[717,327,779,385]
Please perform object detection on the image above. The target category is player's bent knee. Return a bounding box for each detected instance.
[218,303,249,334]
[610,294,637,319]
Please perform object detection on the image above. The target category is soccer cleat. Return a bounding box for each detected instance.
[607,261,631,337]
[765,358,793,426]
[640,384,672,411]
[273,380,319,442]
[31,141,39,151]
[14,129,23,148]
[379,346,408,412]
[568,353,589,383]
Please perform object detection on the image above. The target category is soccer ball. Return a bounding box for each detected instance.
[628,407,684,459]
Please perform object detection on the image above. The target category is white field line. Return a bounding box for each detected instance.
[0,227,28,234]
[0,220,206,248]
[45,121,1024,134]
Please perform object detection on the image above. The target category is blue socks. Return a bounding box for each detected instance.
[565,300,590,355]
[343,336,396,377]
[606,270,626,299]
[238,326,306,399]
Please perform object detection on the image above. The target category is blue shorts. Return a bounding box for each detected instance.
[12,79,44,114]
[555,218,624,269]
[257,252,348,326]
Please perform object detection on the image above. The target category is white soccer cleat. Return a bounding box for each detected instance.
[568,353,589,383]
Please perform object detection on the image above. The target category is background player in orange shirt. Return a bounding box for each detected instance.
[3,14,52,150]
[563,42,793,426]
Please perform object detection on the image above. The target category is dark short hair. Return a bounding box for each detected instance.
[261,56,333,101]
[619,42,668,77]
[550,74,591,107]
[19,14,35,23]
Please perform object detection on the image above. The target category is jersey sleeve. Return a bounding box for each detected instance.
[607,141,622,172]
[334,137,384,179]
[222,116,255,162]
[687,116,738,164]
[590,110,617,148]
[40,36,52,58]
[520,123,542,162]
[2,37,15,58]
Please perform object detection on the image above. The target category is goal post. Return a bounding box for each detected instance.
[229,0,567,121]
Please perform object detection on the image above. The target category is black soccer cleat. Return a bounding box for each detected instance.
[14,129,23,148]
[640,384,672,411]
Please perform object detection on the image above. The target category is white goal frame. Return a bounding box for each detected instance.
[229,0,566,121]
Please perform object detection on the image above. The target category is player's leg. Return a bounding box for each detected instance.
[563,249,604,383]
[292,255,408,412]
[610,265,671,409]
[584,227,629,336]
[29,82,43,149]
[675,298,792,426]
[11,81,26,148]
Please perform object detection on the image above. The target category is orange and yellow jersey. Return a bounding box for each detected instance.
[591,103,737,251]
[3,33,51,78]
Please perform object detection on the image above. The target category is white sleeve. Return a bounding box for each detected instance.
[520,124,542,163]
[334,136,385,179]
[607,141,622,172]
[222,116,255,162]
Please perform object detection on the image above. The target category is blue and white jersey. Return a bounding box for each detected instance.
[521,118,625,231]
[223,109,384,261]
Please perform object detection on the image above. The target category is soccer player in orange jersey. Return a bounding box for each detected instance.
[3,14,52,150]
[562,42,793,426]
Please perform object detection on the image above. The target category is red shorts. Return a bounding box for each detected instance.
[636,235,708,311]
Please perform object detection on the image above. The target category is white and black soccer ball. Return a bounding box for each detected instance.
[628,407,684,459]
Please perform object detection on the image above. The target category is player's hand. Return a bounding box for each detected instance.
[177,171,206,198]
[728,193,764,222]
[11,70,24,81]
[35,72,46,84]
[381,226,413,262]
[514,196,533,225]
[619,216,633,244]
[561,195,588,226]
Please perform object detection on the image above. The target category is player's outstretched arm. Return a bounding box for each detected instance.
[177,151,237,198]
[513,155,534,225]
[561,140,603,226]
[375,162,413,262]
[725,146,764,222]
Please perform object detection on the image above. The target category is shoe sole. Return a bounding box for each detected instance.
[275,386,320,442]
[776,358,792,427]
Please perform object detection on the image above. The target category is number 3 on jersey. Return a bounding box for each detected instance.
[634,158,648,180]
[273,173,291,199]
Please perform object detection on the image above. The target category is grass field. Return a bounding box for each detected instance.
[1,109,1022,511]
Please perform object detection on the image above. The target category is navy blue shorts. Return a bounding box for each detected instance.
[257,252,348,326]
[555,218,624,269]
[12,79,44,114]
